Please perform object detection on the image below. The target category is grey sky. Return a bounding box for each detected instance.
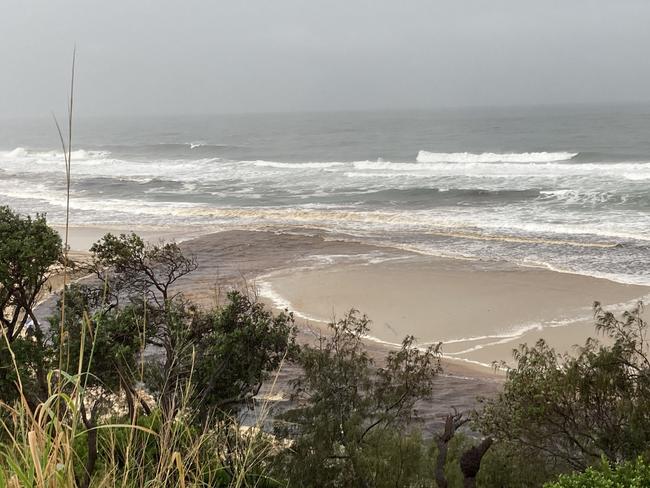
[3,0,650,117]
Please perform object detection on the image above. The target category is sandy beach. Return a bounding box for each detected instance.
[181,228,506,417]
[174,229,646,367]
[261,256,649,367]
[49,226,649,426]
[61,225,649,370]
[47,226,503,425]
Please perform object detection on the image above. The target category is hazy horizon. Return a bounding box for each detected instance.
[4,100,650,125]
[3,0,650,118]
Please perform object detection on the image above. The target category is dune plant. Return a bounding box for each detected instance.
[476,301,650,485]
[0,323,283,487]
[273,310,442,487]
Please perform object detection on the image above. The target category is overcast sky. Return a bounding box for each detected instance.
[3,0,650,117]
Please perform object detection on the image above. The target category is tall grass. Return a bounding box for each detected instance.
[52,46,75,386]
[0,51,283,487]
[0,321,281,486]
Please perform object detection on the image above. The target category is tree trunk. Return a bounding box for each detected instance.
[435,439,449,488]
[459,438,493,488]
[435,414,458,488]
[139,396,153,415]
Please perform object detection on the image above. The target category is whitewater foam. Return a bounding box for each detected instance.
[624,173,650,181]
[0,148,110,160]
[416,150,578,163]
[251,160,345,169]
[1,137,649,290]
[5,147,28,158]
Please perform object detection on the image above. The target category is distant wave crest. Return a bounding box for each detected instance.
[0,147,110,160]
[416,150,578,163]
[6,147,28,158]
[251,160,345,169]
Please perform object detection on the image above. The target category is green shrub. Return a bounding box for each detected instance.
[477,302,650,474]
[545,457,650,488]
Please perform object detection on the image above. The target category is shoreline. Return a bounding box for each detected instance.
[57,224,649,374]
[176,228,650,378]
[58,223,648,285]
[257,254,649,368]
[44,224,650,424]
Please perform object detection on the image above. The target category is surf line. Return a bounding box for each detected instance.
[422,230,617,249]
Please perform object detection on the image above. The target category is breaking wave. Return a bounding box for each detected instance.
[416,150,578,163]
[251,160,345,169]
[0,147,110,161]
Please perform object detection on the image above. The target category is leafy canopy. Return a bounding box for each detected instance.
[0,206,62,403]
[477,302,650,474]
[545,457,650,488]
[274,310,441,487]
[84,232,297,418]
[0,206,61,340]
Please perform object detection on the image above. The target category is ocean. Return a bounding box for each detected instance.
[1,104,649,285]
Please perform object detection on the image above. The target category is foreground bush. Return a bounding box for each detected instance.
[272,311,442,487]
[0,205,62,405]
[476,442,563,488]
[477,301,650,483]
[0,382,279,487]
[544,457,650,488]
[0,209,297,486]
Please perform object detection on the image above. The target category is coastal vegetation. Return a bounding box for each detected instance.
[477,302,650,473]
[272,312,441,487]
[1,205,649,486]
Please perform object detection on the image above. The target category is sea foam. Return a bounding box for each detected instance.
[251,160,345,169]
[416,150,578,163]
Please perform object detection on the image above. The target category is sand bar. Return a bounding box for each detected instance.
[261,256,649,367]
[50,227,648,370]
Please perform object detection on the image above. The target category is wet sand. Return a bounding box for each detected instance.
[178,230,648,369]
[179,230,503,420]
[261,257,649,367]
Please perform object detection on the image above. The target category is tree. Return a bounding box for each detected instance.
[89,232,197,310]
[434,411,493,488]
[476,302,650,479]
[144,291,298,417]
[87,233,298,418]
[88,233,199,413]
[192,291,298,411]
[0,206,62,403]
[273,310,441,487]
[43,233,298,484]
